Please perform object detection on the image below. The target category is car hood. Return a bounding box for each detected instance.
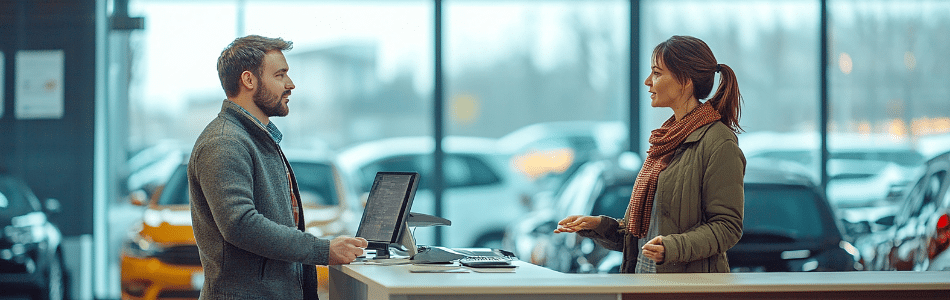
[138,204,349,243]
[140,205,195,245]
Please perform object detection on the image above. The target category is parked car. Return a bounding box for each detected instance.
[120,150,357,300]
[740,132,925,234]
[727,159,862,272]
[0,173,68,300]
[498,121,628,194]
[503,152,641,273]
[337,136,537,248]
[871,151,950,271]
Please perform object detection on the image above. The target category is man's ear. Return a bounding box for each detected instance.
[240,71,256,90]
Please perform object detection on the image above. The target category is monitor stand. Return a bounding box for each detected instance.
[373,212,451,259]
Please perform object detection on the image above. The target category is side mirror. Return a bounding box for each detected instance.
[45,198,62,214]
[129,189,149,206]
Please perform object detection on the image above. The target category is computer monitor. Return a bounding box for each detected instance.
[355,172,420,258]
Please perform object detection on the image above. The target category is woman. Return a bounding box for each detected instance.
[554,35,745,273]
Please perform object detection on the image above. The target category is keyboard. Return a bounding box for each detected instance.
[459,256,513,268]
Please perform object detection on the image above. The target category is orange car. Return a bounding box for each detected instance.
[120,151,357,300]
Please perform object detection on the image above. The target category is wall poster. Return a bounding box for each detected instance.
[15,50,65,120]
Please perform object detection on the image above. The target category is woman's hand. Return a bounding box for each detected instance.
[642,236,665,263]
[554,215,602,233]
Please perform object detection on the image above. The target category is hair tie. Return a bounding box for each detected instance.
[715,64,722,73]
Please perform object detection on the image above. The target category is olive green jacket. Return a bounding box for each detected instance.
[580,121,745,273]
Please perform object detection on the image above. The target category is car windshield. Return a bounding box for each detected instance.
[158,162,340,206]
[0,177,33,214]
[743,184,827,241]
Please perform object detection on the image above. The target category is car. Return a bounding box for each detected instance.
[727,159,862,272]
[0,173,68,300]
[120,151,358,300]
[873,151,950,271]
[336,136,537,248]
[740,132,925,235]
[502,152,641,273]
[498,121,628,197]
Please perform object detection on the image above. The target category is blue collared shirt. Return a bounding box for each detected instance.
[232,101,283,144]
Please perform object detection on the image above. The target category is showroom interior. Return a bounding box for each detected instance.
[1,0,949,299]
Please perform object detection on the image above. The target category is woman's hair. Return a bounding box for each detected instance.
[652,35,742,133]
[217,35,293,98]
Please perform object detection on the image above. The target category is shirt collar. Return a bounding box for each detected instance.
[230,100,283,144]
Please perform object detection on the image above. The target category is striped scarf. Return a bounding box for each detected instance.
[626,101,721,237]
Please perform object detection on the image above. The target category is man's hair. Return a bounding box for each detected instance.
[216,35,293,98]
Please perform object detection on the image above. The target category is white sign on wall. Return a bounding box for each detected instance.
[15,50,65,120]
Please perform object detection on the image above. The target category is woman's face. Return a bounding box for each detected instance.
[644,56,688,108]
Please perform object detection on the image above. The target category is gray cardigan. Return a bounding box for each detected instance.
[189,100,330,299]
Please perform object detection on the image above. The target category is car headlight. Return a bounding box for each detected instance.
[124,235,165,258]
[3,212,47,244]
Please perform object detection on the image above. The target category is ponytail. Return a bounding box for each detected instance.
[709,63,743,134]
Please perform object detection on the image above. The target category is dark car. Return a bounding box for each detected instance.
[728,160,862,272]
[502,152,641,273]
[0,174,68,300]
[872,151,950,271]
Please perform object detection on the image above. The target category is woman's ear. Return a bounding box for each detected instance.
[682,78,694,95]
[240,71,256,90]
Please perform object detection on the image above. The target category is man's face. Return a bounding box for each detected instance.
[254,50,295,117]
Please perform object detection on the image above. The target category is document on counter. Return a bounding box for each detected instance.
[465,266,518,273]
[352,257,412,266]
[408,262,470,273]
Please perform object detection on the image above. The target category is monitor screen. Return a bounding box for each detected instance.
[355,172,420,248]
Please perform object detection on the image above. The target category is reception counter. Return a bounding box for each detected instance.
[329,260,950,300]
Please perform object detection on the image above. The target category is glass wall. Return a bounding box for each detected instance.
[127,0,433,152]
[429,0,630,248]
[827,0,950,230]
[103,2,950,296]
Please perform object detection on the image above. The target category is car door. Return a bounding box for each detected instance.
[886,162,948,270]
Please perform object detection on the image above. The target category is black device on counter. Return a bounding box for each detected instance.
[355,172,420,259]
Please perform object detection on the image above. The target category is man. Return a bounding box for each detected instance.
[189,35,367,299]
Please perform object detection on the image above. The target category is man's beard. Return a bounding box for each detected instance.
[254,82,290,117]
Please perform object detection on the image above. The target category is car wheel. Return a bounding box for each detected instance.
[32,251,65,300]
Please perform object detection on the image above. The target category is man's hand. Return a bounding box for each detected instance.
[642,235,665,263]
[328,236,368,265]
[554,215,602,233]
